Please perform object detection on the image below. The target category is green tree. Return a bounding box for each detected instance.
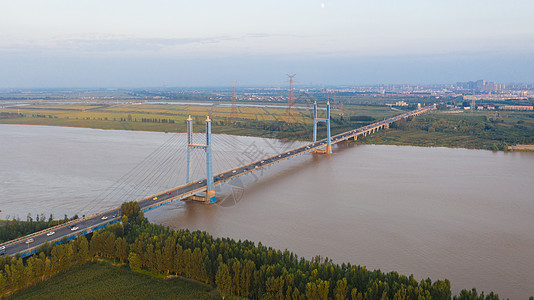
[101,231,116,258]
[351,288,363,300]
[115,237,128,262]
[128,252,142,272]
[120,201,144,226]
[334,278,348,300]
[231,259,242,296]
[162,236,175,274]
[0,271,6,294]
[90,231,103,257]
[215,263,232,300]
[72,235,89,264]
[183,248,192,277]
[173,244,184,275]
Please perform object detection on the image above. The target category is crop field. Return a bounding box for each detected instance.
[9,262,219,300]
[0,101,353,137]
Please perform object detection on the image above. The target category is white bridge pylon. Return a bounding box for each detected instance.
[186,115,216,203]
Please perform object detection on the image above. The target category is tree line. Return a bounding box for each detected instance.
[0,112,23,119]
[140,118,176,124]
[0,201,511,299]
[390,115,534,148]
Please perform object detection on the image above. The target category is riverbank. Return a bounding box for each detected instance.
[0,101,397,140]
[3,201,513,300]
[2,102,533,150]
[355,110,534,151]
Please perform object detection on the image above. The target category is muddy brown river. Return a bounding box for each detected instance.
[1,124,533,298]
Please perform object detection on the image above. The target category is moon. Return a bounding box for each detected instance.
[321,3,325,8]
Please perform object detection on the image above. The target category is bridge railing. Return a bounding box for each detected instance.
[0,206,121,250]
[0,218,80,250]
[16,217,122,258]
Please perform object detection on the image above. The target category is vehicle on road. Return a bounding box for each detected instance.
[167,192,172,195]
[113,214,119,218]
[232,170,236,173]
[153,197,158,201]
[25,238,34,244]
[101,216,108,220]
[70,226,79,231]
[46,231,55,236]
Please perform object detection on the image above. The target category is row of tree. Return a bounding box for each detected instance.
[0,201,509,299]
[391,115,534,147]
[0,112,23,119]
[0,236,89,297]
[140,118,176,124]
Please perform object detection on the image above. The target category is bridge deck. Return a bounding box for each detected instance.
[1,105,435,257]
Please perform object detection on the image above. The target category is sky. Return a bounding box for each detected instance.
[1,0,533,88]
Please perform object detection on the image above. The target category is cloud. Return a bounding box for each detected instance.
[0,33,315,58]
[0,33,304,55]
[48,35,234,53]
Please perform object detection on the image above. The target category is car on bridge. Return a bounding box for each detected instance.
[70,226,79,231]
[46,231,55,236]
[153,196,158,201]
[25,238,34,244]
[101,216,108,220]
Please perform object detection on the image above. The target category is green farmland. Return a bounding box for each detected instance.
[9,262,219,300]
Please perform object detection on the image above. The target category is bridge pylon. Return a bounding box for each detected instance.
[312,101,332,154]
[186,115,216,204]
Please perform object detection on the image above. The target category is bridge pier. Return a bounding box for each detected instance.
[205,116,216,203]
[312,101,332,154]
[186,115,193,184]
[186,115,216,204]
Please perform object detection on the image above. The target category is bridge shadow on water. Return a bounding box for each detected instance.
[147,141,363,238]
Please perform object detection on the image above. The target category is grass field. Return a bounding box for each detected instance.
[0,102,394,140]
[9,262,220,300]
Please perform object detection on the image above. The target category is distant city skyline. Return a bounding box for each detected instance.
[1,0,533,88]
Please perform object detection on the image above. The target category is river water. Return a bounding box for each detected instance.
[1,124,533,299]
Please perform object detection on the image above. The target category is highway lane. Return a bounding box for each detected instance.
[1,105,435,257]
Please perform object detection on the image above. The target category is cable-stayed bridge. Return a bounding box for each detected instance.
[1,103,436,257]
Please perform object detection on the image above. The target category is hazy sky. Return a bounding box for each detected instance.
[1,0,533,87]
